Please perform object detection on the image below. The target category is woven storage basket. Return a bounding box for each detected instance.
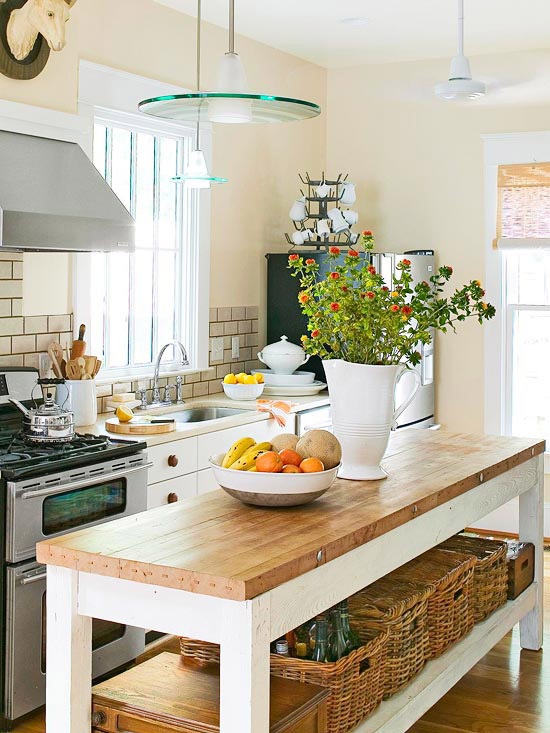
[180,629,389,733]
[438,534,508,623]
[348,576,434,698]
[392,548,476,659]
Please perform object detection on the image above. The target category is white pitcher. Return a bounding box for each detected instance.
[323,360,420,480]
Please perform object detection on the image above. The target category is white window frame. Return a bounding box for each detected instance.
[76,61,211,380]
[483,131,550,464]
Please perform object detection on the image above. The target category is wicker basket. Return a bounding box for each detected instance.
[180,629,389,733]
[392,548,476,659]
[348,576,434,698]
[438,534,508,622]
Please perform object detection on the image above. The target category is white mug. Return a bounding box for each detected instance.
[343,209,359,226]
[302,229,314,241]
[340,182,356,206]
[317,219,331,236]
[317,182,330,198]
[56,380,97,427]
[349,232,359,244]
[289,197,307,222]
[292,230,306,245]
[328,208,349,234]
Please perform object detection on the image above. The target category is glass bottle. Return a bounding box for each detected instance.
[311,619,329,663]
[339,600,361,653]
[328,608,348,662]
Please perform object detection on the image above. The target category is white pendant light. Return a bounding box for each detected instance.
[173,0,227,188]
[139,0,320,125]
[435,0,486,101]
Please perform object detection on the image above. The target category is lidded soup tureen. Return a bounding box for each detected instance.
[257,335,310,375]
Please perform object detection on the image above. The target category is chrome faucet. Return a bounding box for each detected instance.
[147,340,189,408]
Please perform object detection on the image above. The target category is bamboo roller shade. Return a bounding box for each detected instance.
[496,162,550,248]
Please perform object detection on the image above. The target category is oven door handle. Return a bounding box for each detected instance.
[20,572,47,585]
[21,462,153,500]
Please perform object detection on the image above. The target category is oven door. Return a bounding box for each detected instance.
[4,561,145,721]
[6,457,150,563]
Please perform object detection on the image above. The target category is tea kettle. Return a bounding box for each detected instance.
[9,378,75,443]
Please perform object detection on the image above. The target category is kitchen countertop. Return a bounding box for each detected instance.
[82,391,330,446]
[37,429,544,600]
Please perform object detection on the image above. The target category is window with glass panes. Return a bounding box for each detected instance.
[499,162,550,444]
[91,120,189,370]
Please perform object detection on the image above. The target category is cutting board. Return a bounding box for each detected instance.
[105,418,176,435]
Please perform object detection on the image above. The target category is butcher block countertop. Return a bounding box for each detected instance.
[36,430,544,602]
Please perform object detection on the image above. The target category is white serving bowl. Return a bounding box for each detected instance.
[209,454,339,507]
[252,369,316,386]
[222,381,265,401]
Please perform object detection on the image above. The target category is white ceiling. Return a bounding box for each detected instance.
[155,0,550,69]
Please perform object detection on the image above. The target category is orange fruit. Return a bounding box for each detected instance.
[279,449,302,467]
[256,451,284,473]
[300,457,325,473]
[282,464,302,473]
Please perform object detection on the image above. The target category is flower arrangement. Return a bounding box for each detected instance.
[288,232,495,366]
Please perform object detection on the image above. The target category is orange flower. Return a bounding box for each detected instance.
[305,258,315,265]
[402,314,409,321]
[348,249,359,257]
[367,265,376,275]
[300,335,308,342]
[391,304,400,313]
[329,246,341,255]
[330,272,340,280]
[362,230,372,236]
[311,329,320,338]
[299,292,310,304]
[391,291,399,298]
[381,286,389,292]
[402,258,411,267]
[330,302,340,312]
[481,302,488,310]
[342,286,349,293]
[289,254,299,261]
[401,305,413,315]
[366,291,375,299]
[474,279,481,286]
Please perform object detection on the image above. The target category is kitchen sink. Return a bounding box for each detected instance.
[167,407,249,423]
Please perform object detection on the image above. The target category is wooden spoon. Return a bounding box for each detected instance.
[47,343,63,378]
[84,356,97,379]
[92,359,102,378]
[65,360,81,380]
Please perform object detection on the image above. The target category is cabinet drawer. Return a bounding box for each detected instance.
[197,468,220,495]
[147,437,198,484]
[197,416,295,471]
[147,474,197,510]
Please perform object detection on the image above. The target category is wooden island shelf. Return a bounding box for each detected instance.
[37,429,544,733]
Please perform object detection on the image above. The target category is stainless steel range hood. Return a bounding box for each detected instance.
[0,131,135,252]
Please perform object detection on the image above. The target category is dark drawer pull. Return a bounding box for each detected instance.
[91,710,107,726]
[167,492,179,504]
[167,454,179,468]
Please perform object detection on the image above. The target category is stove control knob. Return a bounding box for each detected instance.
[91,711,107,726]
[167,492,179,504]
[167,454,179,468]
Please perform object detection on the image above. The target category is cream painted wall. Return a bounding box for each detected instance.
[326,50,550,432]
[0,0,326,345]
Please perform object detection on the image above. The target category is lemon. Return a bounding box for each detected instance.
[116,405,134,423]
[244,375,257,385]
[254,373,264,384]
[224,373,237,384]
[236,372,247,384]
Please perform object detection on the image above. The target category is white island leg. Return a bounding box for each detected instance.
[219,595,271,733]
[46,566,92,733]
[519,453,544,651]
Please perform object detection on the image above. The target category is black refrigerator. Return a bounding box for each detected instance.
[265,251,435,429]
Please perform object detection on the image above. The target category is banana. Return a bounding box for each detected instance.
[230,442,272,470]
[247,466,257,472]
[222,437,255,468]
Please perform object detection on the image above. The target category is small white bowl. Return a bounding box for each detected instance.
[222,381,265,401]
[209,454,339,507]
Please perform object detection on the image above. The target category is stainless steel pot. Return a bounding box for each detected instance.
[9,391,75,444]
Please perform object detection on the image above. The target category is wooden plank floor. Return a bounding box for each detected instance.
[13,555,550,733]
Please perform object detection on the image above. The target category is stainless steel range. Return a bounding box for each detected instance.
[0,368,149,727]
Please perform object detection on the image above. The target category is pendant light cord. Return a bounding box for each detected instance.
[195,0,202,151]
[229,0,235,54]
[457,0,464,56]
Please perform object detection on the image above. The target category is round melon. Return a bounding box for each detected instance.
[296,430,342,469]
[271,433,299,453]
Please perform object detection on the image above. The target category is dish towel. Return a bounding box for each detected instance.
[256,399,294,428]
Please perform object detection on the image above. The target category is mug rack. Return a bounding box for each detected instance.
[285,171,359,251]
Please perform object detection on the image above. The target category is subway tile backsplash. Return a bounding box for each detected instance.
[0,255,260,417]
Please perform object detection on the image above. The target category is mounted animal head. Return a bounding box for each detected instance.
[7,0,78,61]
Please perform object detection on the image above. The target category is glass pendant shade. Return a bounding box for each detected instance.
[208,52,252,123]
[173,149,227,188]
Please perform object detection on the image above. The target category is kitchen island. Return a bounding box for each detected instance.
[36,429,544,733]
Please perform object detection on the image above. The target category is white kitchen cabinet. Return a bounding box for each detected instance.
[147,474,198,509]
[196,416,295,470]
[147,437,198,484]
